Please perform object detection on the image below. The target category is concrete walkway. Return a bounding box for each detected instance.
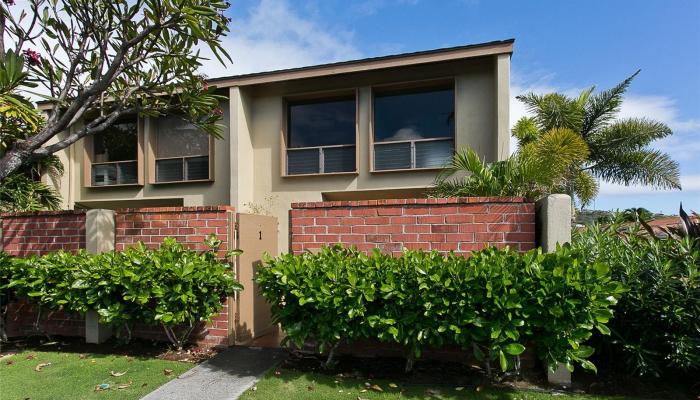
[141,346,286,400]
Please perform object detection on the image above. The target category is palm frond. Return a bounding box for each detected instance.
[511,117,541,147]
[432,148,533,198]
[516,92,583,132]
[581,70,640,137]
[35,154,65,179]
[0,174,62,212]
[519,127,589,185]
[575,87,594,109]
[434,146,490,184]
[573,170,599,207]
[587,118,672,157]
[589,148,681,190]
[15,154,65,181]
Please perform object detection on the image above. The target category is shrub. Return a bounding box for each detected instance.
[0,251,12,341]
[256,245,623,375]
[6,251,92,312]
[1,236,242,349]
[572,222,700,378]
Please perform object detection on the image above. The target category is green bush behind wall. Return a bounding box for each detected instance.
[256,245,623,375]
[0,236,242,349]
[572,222,700,378]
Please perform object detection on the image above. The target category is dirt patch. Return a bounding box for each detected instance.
[281,351,696,399]
[574,368,696,400]
[0,335,221,364]
[282,351,546,388]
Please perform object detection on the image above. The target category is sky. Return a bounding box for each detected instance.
[198,0,700,214]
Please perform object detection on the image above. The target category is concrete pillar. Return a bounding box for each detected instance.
[229,87,254,212]
[84,209,115,344]
[536,194,572,252]
[86,209,115,254]
[536,194,572,387]
[85,310,112,344]
[495,53,511,161]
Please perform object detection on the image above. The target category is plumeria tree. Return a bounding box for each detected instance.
[0,0,232,181]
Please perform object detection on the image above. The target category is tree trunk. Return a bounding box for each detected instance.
[324,341,340,369]
[0,148,28,181]
[404,353,416,373]
[0,301,8,343]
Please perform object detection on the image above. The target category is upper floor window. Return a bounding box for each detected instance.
[90,119,139,186]
[373,85,455,171]
[285,96,357,175]
[153,116,212,183]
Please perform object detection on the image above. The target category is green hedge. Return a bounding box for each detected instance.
[256,245,623,374]
[572,222,700,378]
[0,236,242,348]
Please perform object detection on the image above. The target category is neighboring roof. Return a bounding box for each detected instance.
[209,38,514,87]
[643,215,699,230]
[644,216,681,228]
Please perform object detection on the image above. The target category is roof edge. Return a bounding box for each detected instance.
[36,38,514,107]
[210,38,514,87]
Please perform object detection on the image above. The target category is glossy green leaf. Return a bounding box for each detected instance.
[503,343,526,356]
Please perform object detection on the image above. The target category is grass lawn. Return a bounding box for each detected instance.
[0,349,193,400]
[240,369,640,400]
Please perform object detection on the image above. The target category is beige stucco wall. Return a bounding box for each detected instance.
[48,54,510,253]
[43,129,73,209]
[235,56,508,252]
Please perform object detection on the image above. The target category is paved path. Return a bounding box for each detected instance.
[141,346,286,400]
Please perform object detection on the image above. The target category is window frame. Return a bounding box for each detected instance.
[148,116,215,184]
[281,88,360,177]
[83,117,144,188]
[370,78,456,173]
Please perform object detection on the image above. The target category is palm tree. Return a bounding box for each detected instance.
[434,127,590,201]
[619,207,654,223]
[513,70,681,206]
[0,174,62,212]
[0,50,63,211]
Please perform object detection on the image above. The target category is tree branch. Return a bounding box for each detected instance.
[0,0,231,181]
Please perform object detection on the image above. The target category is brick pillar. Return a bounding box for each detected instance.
[536,194,572,387]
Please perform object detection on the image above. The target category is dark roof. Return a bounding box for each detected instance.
[36,38,514,106]
[207,38,515,84]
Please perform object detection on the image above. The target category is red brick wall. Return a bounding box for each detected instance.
[1,210,86,256]
[4,300,85,338]
[115,206,234,255]
[2,206,235,347]
[0,210,87,339]
[290,197,535,256]
[114,206,235,346]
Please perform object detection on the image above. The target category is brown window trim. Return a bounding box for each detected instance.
[147,117,215,184]
[281,88,359,178]
[83,118,144,188]
[369,78,456,173]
